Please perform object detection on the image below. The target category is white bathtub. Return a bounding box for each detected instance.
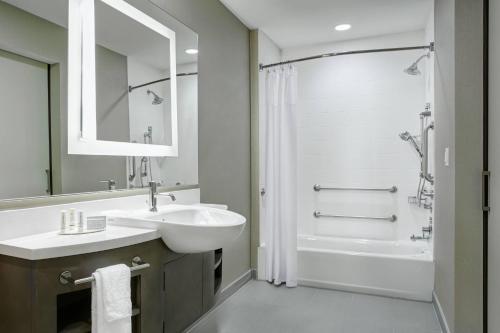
[297,235,434,301]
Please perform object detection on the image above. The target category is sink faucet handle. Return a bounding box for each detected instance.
[159,192,176,201]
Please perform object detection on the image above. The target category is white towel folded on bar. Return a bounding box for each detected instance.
[91,264,132,333]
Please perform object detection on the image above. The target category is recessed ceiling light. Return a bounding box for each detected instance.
[334,24,351,31]
[185,49,199,55]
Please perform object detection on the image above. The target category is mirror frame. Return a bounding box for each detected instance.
[68,0,178,157]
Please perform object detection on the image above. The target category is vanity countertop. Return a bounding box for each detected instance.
[0,226,160,260]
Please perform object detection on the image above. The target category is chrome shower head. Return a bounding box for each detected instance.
[147,90,164,105]
[404,53,430,76]
[399,131,412,141]
[399,131,423,157]
[404,64,421,75]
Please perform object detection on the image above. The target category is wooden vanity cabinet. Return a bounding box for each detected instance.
[0,239,216,333]
[163,251,215,333]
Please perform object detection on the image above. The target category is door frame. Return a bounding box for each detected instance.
[484,0,489,332]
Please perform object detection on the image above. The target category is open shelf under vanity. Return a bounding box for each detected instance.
[57,276,142,333]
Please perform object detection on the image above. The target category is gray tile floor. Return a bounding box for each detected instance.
[189,280,442,333]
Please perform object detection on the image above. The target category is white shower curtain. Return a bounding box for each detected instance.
[263,65,298,287]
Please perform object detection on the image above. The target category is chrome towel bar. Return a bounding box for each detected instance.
[59,256,150,286]
[313,211,397,222]
[313,184,398,193]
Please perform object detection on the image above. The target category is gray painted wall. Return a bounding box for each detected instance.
[62,46,129,194]
[454,0,484,331]
[434,0,456,330]
[96,47,130,144]
[434,0,484,331]
[151,0,251,288]
[0,2,128,195]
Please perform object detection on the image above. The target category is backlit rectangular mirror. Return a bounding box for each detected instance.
[68,0,178,156]
[0,0,198,200]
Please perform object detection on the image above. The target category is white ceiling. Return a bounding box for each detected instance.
[219,0,433,49]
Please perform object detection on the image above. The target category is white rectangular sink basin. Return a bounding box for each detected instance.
[106,205,246,253]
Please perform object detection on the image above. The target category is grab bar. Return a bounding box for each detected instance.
[128,141,137,183]
[422,122,434,184]
[313,211,397,222]
[313,184,397,193]
[59,257,150,286]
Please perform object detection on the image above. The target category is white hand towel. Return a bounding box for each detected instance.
[91,264,132,333]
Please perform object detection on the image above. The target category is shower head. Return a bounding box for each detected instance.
[404,64,421,75]
[399,131,423,157]
[147,90,164,105]
[399,131,412,141]
[404,53,430,76]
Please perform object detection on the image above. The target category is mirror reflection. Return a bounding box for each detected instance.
[0,0,198,200]
[95,0,174,146]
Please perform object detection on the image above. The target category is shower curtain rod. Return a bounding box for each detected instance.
[259,42,434,71]
[128,71,198,92]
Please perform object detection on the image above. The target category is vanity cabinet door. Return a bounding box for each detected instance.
[163,254,204,333]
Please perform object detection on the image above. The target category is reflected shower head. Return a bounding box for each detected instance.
[147,90,164,105]
[404,64,421,75]
[404,53,430,76]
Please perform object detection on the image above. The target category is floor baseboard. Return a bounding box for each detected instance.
[215,269,253,306]
[185,269,253,332]
[433,291,451,333]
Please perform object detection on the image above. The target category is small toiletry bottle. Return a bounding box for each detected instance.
[78,211,84,232]
[60,210,67,233]
[69,208,76,231]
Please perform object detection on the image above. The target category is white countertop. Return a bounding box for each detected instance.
[0,226,160,260]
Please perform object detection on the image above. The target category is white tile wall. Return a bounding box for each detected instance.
[281,31,433,241]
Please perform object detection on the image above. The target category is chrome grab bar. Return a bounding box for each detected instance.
[59,257,150,286]
[422,122,434,184]
[313,211,397,222]
[128,141,138,183]
[313,184,397,193]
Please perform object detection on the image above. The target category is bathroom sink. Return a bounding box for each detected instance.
[106,205,246,253]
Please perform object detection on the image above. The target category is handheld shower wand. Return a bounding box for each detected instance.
[399,131,423,157]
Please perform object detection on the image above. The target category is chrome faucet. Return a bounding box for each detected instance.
[148,181,176,212]
[411,222,433,241]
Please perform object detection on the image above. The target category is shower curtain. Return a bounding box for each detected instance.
[263,65,298,287]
